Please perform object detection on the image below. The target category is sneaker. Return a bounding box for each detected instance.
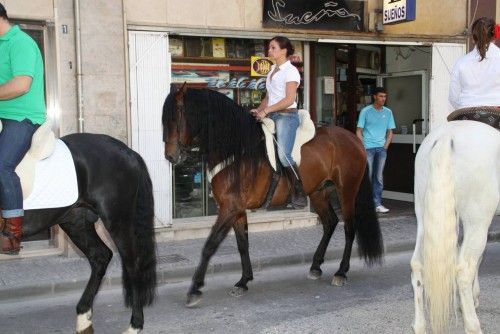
[376,205,389,213]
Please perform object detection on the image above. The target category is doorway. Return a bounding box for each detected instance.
[378,71,428,201]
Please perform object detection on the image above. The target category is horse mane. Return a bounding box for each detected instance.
[163,88,267,186]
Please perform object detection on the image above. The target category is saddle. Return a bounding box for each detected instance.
[447,106,500,130]
[0,120,56,199]
[261,109,316,171]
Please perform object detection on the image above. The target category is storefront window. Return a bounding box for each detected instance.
[170,36,304,218]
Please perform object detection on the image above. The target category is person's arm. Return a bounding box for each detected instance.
[250,94,269,114]
[263,81,298,114]
[254,82,298,121]
[384,110,396,149]
[384,129,393,150]
[0,76,33,100]
[356,127,363,142]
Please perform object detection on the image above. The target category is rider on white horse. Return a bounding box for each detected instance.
[411,17,500,334]
[449,17,500,113]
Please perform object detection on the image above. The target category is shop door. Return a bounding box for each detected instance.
[129,31,172,227]
[377,71,428,201]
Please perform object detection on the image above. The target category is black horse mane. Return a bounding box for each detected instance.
[163,88,267,185]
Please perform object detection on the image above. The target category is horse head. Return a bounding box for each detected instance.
[162,82,190,165]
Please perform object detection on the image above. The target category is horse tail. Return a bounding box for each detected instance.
[125,154,157,307]
[422,135,458,333]
[354,165,384,265]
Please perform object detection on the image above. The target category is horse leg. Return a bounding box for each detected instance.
[331,191,356,287]
[411,220,426,334]
[456,223,489,334]
[59,214,111,334]
[229,212,254,297]
[187,212,234,307]
[308,190,338,280]
[472,257,482,309]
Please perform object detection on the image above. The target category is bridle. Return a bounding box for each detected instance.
[164,90,190,159]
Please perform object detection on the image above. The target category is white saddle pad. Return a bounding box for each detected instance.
[23,139,79,210]
[261,109,316,171]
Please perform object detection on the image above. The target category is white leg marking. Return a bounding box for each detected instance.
[76,309,92,333]
[122,325,141,334]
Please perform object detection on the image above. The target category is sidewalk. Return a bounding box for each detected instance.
[1,208,499,302]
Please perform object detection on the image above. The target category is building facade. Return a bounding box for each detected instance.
[3,0,499,255]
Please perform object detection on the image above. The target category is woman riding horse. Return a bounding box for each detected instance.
[250,36,306,209]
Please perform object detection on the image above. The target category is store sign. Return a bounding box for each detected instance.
[251,56,274,77]
[263,0,364,31]
[383,0,416,24]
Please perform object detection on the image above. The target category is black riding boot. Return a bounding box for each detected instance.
[284,165,307,209]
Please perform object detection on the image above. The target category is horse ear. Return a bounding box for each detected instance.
[181,81,188,94]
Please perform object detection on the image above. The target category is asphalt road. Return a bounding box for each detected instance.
[1,242,499,334]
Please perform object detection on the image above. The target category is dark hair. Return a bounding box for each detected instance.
[471,17,495,61]
[372,87,387,96]
[0,3,7,20]
[270,36,295,57]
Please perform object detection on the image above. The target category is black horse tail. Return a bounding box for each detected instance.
[354,165,384,266]
[124,153,157,307]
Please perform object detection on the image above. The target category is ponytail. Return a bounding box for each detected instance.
[471,17,495,61]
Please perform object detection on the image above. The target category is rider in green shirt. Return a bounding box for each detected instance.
[0,2,46,254]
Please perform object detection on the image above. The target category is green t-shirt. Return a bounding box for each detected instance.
[0,25,46,124]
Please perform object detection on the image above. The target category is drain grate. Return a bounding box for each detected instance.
[157,254,189,264]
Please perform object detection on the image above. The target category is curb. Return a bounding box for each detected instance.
[1,230,499,303]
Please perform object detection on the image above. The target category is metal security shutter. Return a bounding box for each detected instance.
[429,43,466,130]
[129,31,172,227]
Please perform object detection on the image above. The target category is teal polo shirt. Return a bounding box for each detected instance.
[0,25,46,124]
[357,105,396,149]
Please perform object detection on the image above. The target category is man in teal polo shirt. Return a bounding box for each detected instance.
[356,87,395,214]
[0,3,46,254]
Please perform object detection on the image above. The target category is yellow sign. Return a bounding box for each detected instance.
[250,56,275,77]
[212,38,226,58]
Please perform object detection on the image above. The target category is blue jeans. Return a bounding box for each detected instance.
[0,118,39,218]
[366,147,387,207]
[268,110,299,167]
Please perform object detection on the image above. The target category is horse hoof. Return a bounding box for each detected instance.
[228,286,248,298]
[331,275,347,286]
[122,325,141,334]
[186,293,203,308]
[77,325,94,334]
[308,269,322,280]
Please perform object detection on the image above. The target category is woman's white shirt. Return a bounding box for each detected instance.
[449,43,500,109]
[266,60,301,109]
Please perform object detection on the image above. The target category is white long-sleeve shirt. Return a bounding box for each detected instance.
[448,43,500,109]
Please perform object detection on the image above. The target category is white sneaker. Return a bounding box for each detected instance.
[376,205,389,213]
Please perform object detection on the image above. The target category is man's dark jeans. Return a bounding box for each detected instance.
[0,118,39,218]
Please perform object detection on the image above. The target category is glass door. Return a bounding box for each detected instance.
[377,70,428,201]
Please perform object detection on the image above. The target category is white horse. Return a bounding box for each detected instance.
[411,120,500,334]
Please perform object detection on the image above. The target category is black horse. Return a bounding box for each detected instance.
[8,133,156,333]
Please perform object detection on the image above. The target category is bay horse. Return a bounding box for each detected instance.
[1,133,156,334]
[411,121,500,334]
[162,86,384,307]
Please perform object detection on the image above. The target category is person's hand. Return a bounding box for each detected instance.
[251,108,268,122]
